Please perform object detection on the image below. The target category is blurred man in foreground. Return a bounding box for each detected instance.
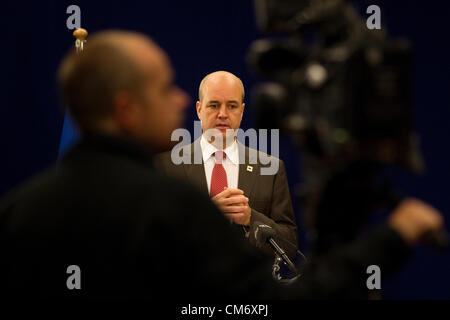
[0,30,444,299]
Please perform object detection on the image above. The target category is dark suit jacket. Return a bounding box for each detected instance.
[154,139,298,258]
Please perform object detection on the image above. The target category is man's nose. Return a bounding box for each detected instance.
[218,105,228,119]
[174,87,190,110]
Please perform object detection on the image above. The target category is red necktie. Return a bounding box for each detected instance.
[210,151,228,198]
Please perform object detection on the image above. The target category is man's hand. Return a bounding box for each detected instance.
[211,187,252,226]
[389,198,444,246]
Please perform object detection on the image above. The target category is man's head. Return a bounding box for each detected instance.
[196,71,245,148]
[58,30,189,151]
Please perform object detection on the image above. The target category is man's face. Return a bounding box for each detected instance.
[196,74,245,146]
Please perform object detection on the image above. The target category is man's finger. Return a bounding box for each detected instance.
[211,188,244,201]
[221,188,244,198]
[213,196,247,207]
[221,196,249,206]
[221,205,248,214]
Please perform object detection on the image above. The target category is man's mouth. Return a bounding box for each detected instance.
[215,124,230,129]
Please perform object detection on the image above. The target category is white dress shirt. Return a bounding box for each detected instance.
[200,135,239,195]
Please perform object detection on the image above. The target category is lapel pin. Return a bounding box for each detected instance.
[246,165,253,172]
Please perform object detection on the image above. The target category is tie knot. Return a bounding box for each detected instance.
[214,151,226,164]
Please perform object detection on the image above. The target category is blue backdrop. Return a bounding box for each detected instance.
[1,0,449,298]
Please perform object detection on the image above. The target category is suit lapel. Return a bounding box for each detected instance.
[237,143,258,199]
[183,139,208,194]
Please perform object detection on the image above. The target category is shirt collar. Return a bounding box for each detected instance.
[200,134,239,165]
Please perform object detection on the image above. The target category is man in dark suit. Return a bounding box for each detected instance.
[155,71,298,258]
[0,30,444,300]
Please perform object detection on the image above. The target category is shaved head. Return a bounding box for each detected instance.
[198,71,245,103]
[58,30,171,130]
[196,70,246,148]
[58,30,188,151]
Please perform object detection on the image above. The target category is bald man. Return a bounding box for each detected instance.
[155,71,299,258]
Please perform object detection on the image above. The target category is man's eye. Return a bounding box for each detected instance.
[228,105,237,109]
[209,105,218,108]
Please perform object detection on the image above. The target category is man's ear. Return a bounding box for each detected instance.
[196,100,202,119]
[241,102,245,120]
[113,92,139,130]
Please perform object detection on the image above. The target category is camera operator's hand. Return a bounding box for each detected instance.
[388,198,444,246]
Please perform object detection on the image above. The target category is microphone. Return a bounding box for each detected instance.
[254,223,298,274]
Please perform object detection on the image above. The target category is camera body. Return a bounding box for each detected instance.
[248,0,422,253]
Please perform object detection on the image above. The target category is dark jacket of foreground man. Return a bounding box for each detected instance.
[0,134,410,299]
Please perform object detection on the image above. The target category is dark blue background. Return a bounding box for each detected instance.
[1,0,449,298]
